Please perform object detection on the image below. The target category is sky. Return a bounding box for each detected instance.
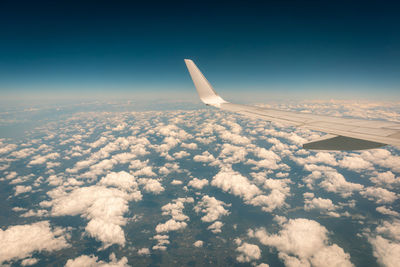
[1,0,400,101]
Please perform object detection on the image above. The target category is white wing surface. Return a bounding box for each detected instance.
[184,59,400,150]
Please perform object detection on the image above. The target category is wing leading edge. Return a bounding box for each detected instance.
[184,59,400,151]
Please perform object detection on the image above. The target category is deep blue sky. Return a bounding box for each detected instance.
[1,0,399,100]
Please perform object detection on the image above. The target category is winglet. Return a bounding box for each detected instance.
[184,59,228,106]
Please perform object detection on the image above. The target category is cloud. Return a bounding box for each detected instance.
[159,162,180,175]
[14,185,32,196]
[173,151,190,159]
[304,164,336,173]
[0,143,17,154]
[45,176,142,248]
[361,149,400,173]
[248,191,287,212]
[292,152,338,166]
[6,171,17,180]
[20,209,48,218]
[112,123,127,131]
[28,152,60,165]
[21,258,38,266]
[181,142,198,150]
[152,234,169,251]
[111,152,137,164]
[155,219,187,233]
[207,221,224,233]
[303,194,340,217]
[263,128,306,146]
[263,178,291,193]
[193,151,215,163]
[368,236,400,267]
[81,159,115,179]
[188,178,209,189]
[339,156,373,171]
[64,178,84,187]
[367,219,400,267]
[236,242,261,263]
[89,136,108,148]
[273,215,287,225]
[252,218,353,267]
[65,253,129,267]
[154,136,180,153]
[77,152,137,180]
[138,178,164,194]
[212,168,261,201]
[195,136,216,145]
[219,129,250,145]
[246,147,283,170]
[261,178,292,211]
[194,195,230,223]
[171,180,183,185]
[9,174,33,185]
[212,168,290,212]
[99,171,139,192]
[319,171,363,198]
[156,124,191,141]
[46,161,61,169]
[370,171,400,188]
[3,101,400,265]
[133,167,157,177]
[129,159,149,170]
[155,198,193,234]
[309,244,355,267]
[300,163,365,198]
[360,187,397,204]
[375,220,400,242]
[137,248,150,256]
[67,136,149,175]
[161,199,189,221]
[10,148,36,159]
[12,207,27,212]
[219,143,248,164]
[0,221,69,265]
[376,206,400,217]
[193,240,204,247]
[0,163,10,171]
[266,137,292,154]
[85,218,126,248]
[250,171,270,185]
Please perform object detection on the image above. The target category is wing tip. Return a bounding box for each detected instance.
[184,59,227,106]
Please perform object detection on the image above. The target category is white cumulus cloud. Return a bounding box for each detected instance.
[0,221,69,265]
[188,178,209,189]
[236,242,261,263]
[194,195,230,223]
[252,218,353,267]
[65,253,129,267]
[360,187,397,204]
[193,240,204,247]
[139,178,164,194]
[14,185,32,196]
[45,181,142,249]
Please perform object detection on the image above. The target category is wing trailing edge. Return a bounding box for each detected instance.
[184,59,400,151]
[303,135,386,151]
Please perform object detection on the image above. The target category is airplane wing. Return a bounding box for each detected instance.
[184,59,400,150]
